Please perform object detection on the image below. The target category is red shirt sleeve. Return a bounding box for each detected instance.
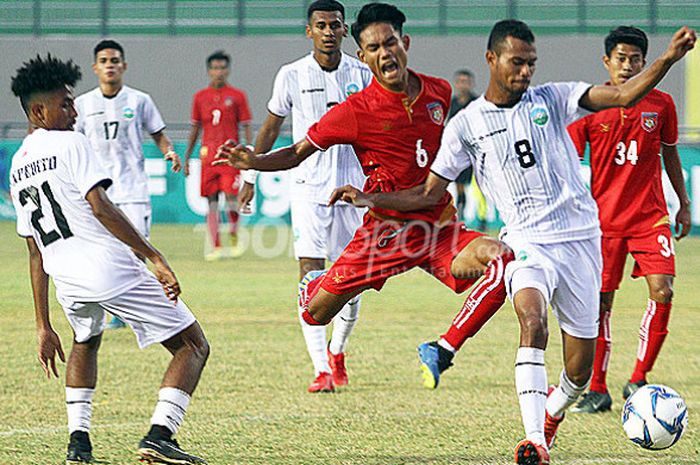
[306,100,358,150]
[236,90,253,124]
[660,93,679,145]
[191,92,202,124]
[567,116,588,159]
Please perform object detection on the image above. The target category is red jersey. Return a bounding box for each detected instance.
[306,71,452,223]
[567,89,678,236]
[191,84,252,155]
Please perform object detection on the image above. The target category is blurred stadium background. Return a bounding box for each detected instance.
[1,0,700,229]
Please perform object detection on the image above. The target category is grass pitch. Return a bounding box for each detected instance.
[0,221,698,465]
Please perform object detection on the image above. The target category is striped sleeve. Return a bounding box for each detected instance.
[431,114,472,181]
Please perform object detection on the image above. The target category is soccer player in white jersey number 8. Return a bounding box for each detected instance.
[240,0,372,393]
[75,40,182,330]
[10,56,209,465]
[332,20,696,465]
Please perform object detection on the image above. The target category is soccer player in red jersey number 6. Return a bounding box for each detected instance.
[184,50,253,261]
[215,2,516,381]
[567,26,691,414]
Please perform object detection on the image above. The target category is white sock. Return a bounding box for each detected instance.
[329,296,361,355]
[66,387,94,433]
[515,347,548,447]
[437,338,457,354]
[298,305,330,375]
[150,387,191,436]
[546,369,590,419]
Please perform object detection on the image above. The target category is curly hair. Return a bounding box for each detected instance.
[11,54,82,114]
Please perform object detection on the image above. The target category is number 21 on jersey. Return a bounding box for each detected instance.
[19,181,73,246]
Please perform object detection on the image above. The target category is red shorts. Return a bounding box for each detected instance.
[200,164,240,197]
[320,215,484,295]
[601,224,676,292]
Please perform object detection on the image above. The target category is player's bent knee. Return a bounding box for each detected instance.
[650,285,673,303]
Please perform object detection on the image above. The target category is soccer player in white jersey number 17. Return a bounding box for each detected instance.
[331,19,695,465]
[74,39,181,330]
[10,55,209,465]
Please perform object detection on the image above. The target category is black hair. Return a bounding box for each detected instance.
[487,20,535,52]
[307,0,345,22]
[351,3,406,46]
[11,54,81,115]
[605,26,648,58]
[94,39,125,60]
[454,69,474,78]
[207,50,231,67]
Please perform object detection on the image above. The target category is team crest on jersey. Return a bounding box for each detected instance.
[345,83,360,96]
[641,112,658,132]
[530,107,549,126]
[426,101,444,125]
[224,97,233,107]
[122,107,134,119]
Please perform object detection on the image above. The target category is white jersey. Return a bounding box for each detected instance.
[10,129,149,302]
[267,52,371,203]
[75,85,166,204]
[431,82,601,244]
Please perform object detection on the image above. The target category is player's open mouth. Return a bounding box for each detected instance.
[381,62,399,78]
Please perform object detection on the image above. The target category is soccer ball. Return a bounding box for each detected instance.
[621,384,688,450]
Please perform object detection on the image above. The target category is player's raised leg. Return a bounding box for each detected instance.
[625,273,674,398]
[419,235,514,389]
[138,322,210,465]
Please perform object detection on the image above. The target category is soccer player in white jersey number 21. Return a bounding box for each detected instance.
[332,20,695,465]
[241,0,372,393]
[75,39,182,330]
[10,56,209,465]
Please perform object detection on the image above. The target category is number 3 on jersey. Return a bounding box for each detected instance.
[19,181,73,246]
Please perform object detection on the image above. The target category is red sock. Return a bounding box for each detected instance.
[589,308,612,393]
[206,211,220,248]
[227,210,239,236]
[440,251,514,351]
[630,299,671,384]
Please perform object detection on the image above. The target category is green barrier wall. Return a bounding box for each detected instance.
[2,139,700,233]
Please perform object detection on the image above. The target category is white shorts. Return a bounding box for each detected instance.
[291,200,364,262]
[116,202,152,239]
[503,236,602,339]
[58,273,197,349]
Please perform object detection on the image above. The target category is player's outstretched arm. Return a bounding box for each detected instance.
[214,138,316,172]
[152,130,182,173]
[183,122,202,177]
[329,173,450,212]
[85,185,180,302]
[26,237,65,378]
[662,144,692,239]
[582,26,696,111]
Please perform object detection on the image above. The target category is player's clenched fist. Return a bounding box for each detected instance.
[663,27,696,63]
[213,139,254,170]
